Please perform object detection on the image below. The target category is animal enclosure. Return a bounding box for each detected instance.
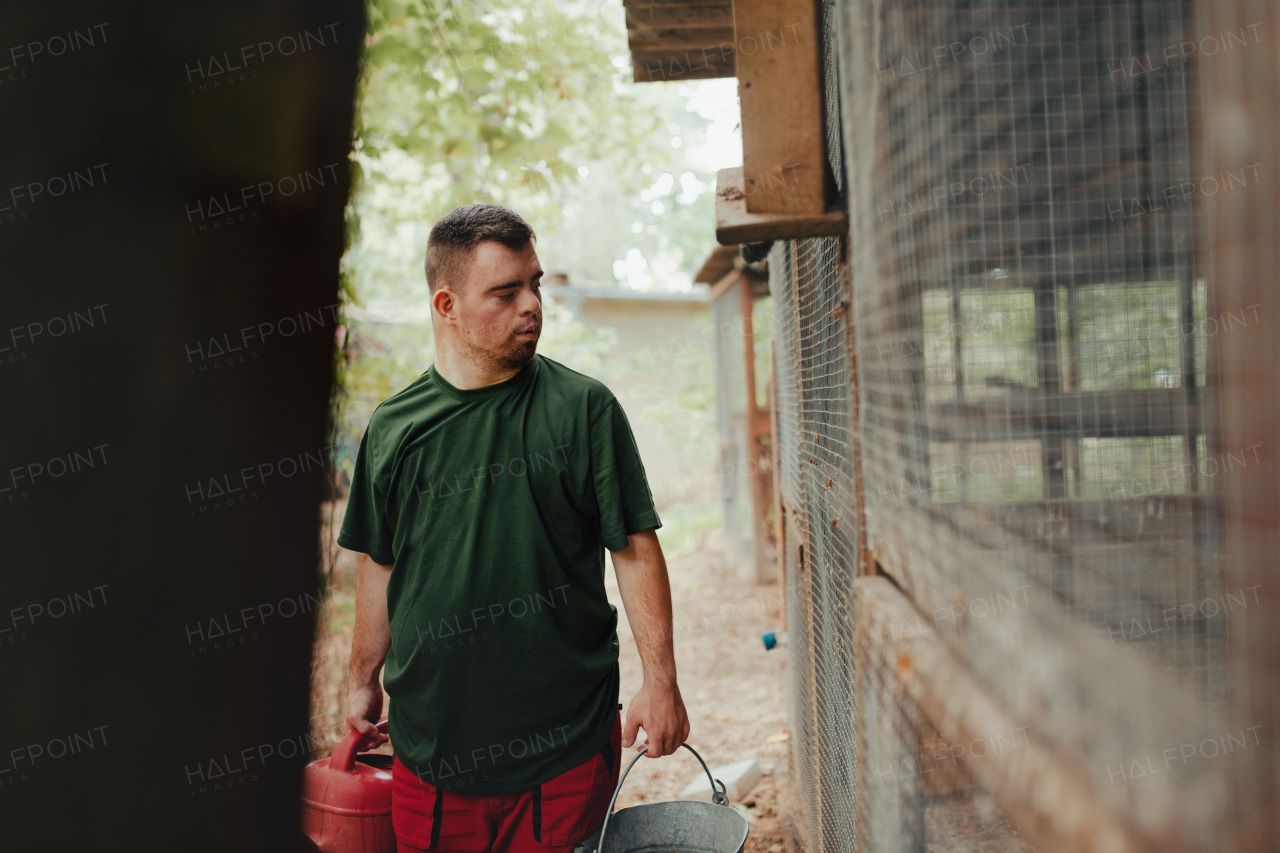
[761,0,1279,851]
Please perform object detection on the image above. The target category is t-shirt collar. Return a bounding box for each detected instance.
[429,355,539,400]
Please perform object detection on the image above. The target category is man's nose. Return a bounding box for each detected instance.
[519,285,541,316]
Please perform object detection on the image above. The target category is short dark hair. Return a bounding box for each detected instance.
[425,204,536,294]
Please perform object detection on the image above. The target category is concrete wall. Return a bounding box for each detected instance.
[552,288,719,512]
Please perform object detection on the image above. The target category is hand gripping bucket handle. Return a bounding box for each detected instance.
[593,743,729,853]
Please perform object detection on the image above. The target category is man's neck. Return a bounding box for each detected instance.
[432,343,524,391]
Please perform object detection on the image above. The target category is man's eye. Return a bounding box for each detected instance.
[500,293,515,301]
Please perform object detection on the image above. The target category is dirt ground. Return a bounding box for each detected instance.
[310,504,790,852]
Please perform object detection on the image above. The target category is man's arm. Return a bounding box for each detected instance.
[611,527,690,758]
[345,552,394,745]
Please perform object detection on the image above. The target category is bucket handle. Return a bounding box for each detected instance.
[593,743,728,853]
[331,718,389,773]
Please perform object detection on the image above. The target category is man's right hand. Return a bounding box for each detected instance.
[345,553,395,747]
[345,680,389,746]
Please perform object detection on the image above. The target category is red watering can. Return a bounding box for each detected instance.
[301,719,395,853]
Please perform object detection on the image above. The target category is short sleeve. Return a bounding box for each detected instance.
[336,424,396,565]
[590,398,663,552]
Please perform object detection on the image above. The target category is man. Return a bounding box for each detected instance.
[338,203,690,853]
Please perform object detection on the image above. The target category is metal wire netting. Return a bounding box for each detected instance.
[784,500,816,851]
[766,0,1246,849]
[770,234,859,853]
[820,0,845,199]
[799,237,858,853]
[772,240,803,514]
[847,0,1226,847]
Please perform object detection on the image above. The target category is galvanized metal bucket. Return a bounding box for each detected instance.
[583,743,750,853]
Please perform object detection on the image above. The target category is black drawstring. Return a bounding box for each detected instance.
[429,783,443,850]
[604,704,620,772]
[532,782,543,841]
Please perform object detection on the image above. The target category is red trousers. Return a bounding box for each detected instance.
[392,712,622,853]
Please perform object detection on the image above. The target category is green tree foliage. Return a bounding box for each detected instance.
[343,0,717,306]
[333,0,725,490]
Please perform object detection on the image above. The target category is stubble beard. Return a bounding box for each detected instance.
[460,329,537,374]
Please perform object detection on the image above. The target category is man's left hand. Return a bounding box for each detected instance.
[622,678,690,758]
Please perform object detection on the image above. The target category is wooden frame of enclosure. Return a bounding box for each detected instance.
[765,7,1273,853]
[622,0,736,82]
[714,0,848,243]
[633,1,1279,850]
[698,245,777,584]
[626,0,847,235]
[1198,1,1280,846]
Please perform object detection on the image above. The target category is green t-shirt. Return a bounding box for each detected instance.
[337,353,662,795]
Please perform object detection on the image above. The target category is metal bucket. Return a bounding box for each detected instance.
[581,743,750,853]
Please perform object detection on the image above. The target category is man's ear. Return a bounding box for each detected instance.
[432,287,457,323]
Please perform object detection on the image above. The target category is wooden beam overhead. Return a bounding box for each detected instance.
[623,0,736,82]
[695,243,740,284]
[625,4,732,31]
[630,49,734,82]
[627,27,735,52]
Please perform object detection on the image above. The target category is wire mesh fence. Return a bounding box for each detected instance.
[764,0,1267,850]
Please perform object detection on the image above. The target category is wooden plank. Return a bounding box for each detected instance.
[732,0,827,215]
[741,273,774,584]
[855,576,1180,853]
[1198,1,1280,847]
[925,388,1205,442]
[625,4,732,31]
[624,0,731,7]
[696,243,739,284]
[630,48,734,82]
[947,495,1209,548]
[861,489,1238,850]
[841,248,874,578]
[715,167,845,243]
[707,268,741,304]
[627,27,735,52]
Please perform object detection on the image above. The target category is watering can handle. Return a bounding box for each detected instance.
[331,718,389,773]
[593,743,728,853]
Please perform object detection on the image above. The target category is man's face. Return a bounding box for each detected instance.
[447,240,543,372]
